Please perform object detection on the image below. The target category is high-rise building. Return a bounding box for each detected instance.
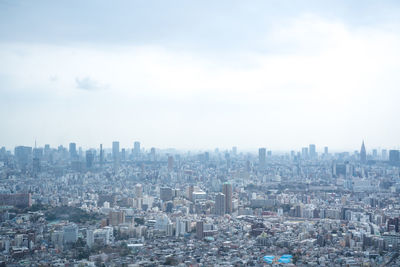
[215,192,225,216]
[86,150,94,169]
[222,182,233,214]
[109,211,125,226]
[389,150,400,163]
[69,143,77,160]
[301,147,309,159]
[121,148,126,162]
[232,146,237,156]
[63,223,78,244]
[188,185,194,202]
[86,229,94,248]
[309,144,316,159]
[150,147,156,161]
[112,141,120,162]
[360,141,367,163]
[196,221,204,239]
[135,184,143,198]
[168,155,174,171]
[99,144,104,166]
[160,187,173,202]
[382,149,387,160]
[133,141,141,157]
[372,149,378,159]
[14,146,32,171]
[258,148,266,169]
[0,193,31,208]
[324,146,329,155]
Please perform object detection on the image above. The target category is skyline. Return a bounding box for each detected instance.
[4,139,400,154]
[1,1,400,149]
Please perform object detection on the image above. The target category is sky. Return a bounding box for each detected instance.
[1,0,400,152]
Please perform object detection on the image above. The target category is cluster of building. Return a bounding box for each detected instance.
[1,141,400,266]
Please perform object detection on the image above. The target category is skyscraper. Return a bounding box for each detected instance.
[389,150,400,163]
[168,155,174,171]
[14,146,32,171]
[112,141,120,163]
[86,150,94,169]
[196,221,204,239]
[222,182,233,214]
[69,143,77,160]
[360,141,367,163]
[258,148,266,169]
[215,192,225,216]
[150,147,156,161]
[133,141,141,157]
[301,147,309,159]
[135,184,143,198]
[99,144,104,166]
[309,144,316,159]
[382,149,387,160]
[324,146,329,155]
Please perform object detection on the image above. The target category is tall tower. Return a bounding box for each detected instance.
[360,140,367,163]
[99,144,104,166]
[309,144,316,159]
[258,148,266,170]
[215,192,226,216]
[69,143,77,160]
[133,141,141,157]
[222,182,233,214]
[112,141,120,162]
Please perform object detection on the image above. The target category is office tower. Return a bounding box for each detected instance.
[246,160,251,172]
[309,144,316,159]
[360,141,367,163]
[232,146,237,156]
[196,221,204,239]
[204,152,210,162]
[14,146,32,171]
[258,148,266,169]
[176,218,186,237]
[324,146,329,155]
[215,192,226,216]
[382,149,387,160]
[63,223,78,244]
[99,144,104,166]
[133,141,141,157]
[32,157,40,174]
[69,143,77,159]
[135,184,143,198]
[188,185,194,202]
[150,147,156,161]
[222,182,233,214]
[86,229,94,248]
[0,193,32,208]
[160,187,173,201]
[301,147,309,159]
[109,211,125,226]
[168,155,174,171]
[112,141,120,162]
[33,147,43,159]
[86,150,94,169]
[372,149,378,159]
[389,150,400,163]
[121,148,126,162]
[225,152,230,168]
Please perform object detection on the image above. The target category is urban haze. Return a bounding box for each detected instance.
[1,1,400,266]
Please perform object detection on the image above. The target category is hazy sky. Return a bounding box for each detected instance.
[1,0,400,151]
